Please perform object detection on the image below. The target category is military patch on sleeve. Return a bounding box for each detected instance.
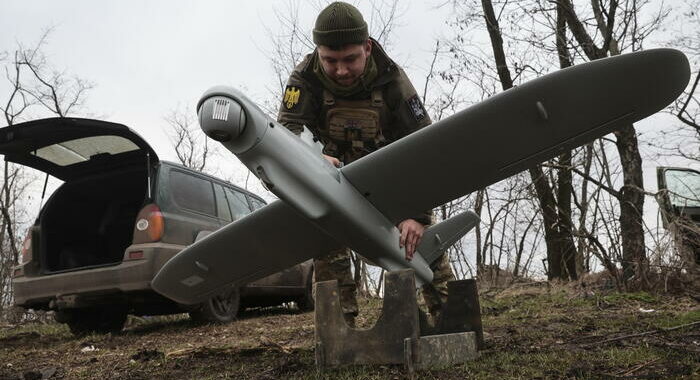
[283,85,301,110]
[406,94,427,122]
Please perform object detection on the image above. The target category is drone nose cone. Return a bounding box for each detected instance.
[198,95,247,142]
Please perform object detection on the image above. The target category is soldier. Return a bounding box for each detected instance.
[277,1,454,326]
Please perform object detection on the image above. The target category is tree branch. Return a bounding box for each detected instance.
[558,0,605,59]
[677,69,700,131]
[543,162,621,198]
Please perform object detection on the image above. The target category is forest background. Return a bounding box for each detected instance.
[0,0,698,315]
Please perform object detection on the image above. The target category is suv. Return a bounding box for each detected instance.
[1,117,314,335]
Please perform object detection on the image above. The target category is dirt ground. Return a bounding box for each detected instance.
[1,283,698,379]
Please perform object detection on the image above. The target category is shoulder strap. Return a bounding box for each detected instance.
[371,89,384,107]
[323,89,335,106]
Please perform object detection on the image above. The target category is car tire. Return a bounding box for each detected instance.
[296,271,315,312]
[64,306,127,336]
[189,286,240,323]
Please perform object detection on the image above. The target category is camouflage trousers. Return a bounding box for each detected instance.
[420,251,456,315]
[313,247,358,316]
[313,247,455,317]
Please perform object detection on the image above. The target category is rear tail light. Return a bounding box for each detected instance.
[133,203,165,243]
[20,232,32,265]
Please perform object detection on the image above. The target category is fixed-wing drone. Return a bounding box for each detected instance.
[152,49,689,305]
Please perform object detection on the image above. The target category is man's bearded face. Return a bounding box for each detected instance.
[317,40,372,87]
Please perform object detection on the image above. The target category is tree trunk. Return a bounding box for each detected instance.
[482,0,577,280]
[528,166,577,280]
[561,0,647,285]
[554,1,578,280]
[614,125,647,282]
[555,151,578,279]
[474,189,485,274]
[575,143,595,275]
[1,161,19,265]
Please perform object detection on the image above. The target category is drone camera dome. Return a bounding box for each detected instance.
[198,96,246,142]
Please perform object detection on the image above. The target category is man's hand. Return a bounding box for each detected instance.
[398,219,425,261]
[323,154,342,168]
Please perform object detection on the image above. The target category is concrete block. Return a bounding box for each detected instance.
[405,332,479,371]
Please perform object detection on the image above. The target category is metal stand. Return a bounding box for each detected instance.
[314,269,483,374]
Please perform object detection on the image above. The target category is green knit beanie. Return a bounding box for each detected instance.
[313,2,369,47]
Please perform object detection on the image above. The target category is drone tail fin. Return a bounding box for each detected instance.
[418,210,480,266]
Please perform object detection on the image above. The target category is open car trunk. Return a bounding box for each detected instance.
[41,167,148,272]
[0,117,159,272]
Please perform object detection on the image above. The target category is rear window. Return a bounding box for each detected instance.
[225,188,252,220]
[214,184,232,222]
[170,171,216,216]
[248,196,266,210]
[32,135,140,166]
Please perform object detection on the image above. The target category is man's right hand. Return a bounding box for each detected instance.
[324,154,342,168]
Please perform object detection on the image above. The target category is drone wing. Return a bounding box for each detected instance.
[152,200,338,304]
[153,49,688,305]
[342,48,690,224]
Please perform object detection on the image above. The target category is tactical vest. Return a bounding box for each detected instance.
[319,89,388,163]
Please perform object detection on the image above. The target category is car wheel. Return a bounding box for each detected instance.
[296,272,315,312]
[64,306,127,336]
[189,286,240,323]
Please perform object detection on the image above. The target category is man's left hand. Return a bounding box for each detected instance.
[398,219,425,261]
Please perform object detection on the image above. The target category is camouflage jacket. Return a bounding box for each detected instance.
[277,39,432,225]
[278,39,430,137]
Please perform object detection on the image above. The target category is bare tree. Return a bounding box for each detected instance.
[0,28,93,316]
[557,0,672,286]
[5,28,94,119]
[477,0,578,281]
[433,0,676,288]
[676,70,700,132]
[165,106,214,172]
[666,0,700,162]
[264,0,316,94]
[0,164,32,310]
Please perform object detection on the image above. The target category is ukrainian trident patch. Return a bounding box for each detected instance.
[283,86,301,110]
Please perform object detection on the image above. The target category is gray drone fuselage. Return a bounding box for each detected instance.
[197,87,435,285]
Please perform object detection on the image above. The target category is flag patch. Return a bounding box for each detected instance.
[407,95,426,121]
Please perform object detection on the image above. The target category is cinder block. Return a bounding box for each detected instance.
[404,332,479,371]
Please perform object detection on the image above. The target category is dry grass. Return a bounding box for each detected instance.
[1,283,698,379]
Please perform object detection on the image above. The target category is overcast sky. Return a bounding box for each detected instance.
[0,1,451,169]
[1,1,693,167]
